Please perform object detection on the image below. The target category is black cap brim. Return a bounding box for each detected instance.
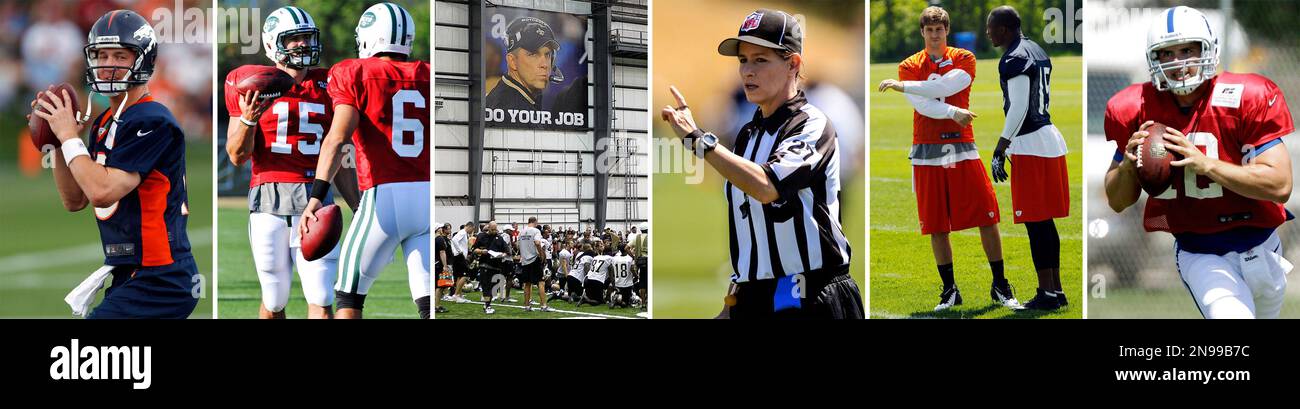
[717,36,785,56]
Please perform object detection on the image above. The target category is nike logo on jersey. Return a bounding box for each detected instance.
[225,80,234,86]
[137,129,153,136]
[1269,95,1279,107]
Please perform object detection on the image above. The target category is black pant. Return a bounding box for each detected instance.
[520,261,543,284]
[583,279,606,304]
[452,256,469,281]
[615,286,634,307]
[477,265,505,296]
[566,276,584,300]
[730,264,864,319]
[635,256,648,291]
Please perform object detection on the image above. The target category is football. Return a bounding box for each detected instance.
[28,83,81,151]
[234,65,295,100]
[301,204,343,261]
[1136,122,1177,196]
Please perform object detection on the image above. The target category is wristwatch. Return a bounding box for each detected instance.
[693,131,718,158]
[683,130,719,157]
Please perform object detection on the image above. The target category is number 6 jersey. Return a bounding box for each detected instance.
[1104,72,1294,235]
[327,57,431,190]
[223,65,333,187]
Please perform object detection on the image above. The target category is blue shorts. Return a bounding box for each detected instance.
[88,255,200,319]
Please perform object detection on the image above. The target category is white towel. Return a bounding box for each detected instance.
[64,265,114,317]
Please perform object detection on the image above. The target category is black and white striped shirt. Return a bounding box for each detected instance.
[725,91,851,283]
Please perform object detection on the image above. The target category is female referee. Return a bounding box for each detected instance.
[660,9,862,319]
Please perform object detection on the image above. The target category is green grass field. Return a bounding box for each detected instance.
[0,142,213,318]
[1088,288,1200,319]
[436,287,648,319]
[651,170,867,319]
[869,56,1084,319]
[1091,286,1300,319]
[216,200,425,319]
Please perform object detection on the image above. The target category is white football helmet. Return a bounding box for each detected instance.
[355,2,416,58]
[262,6,321,68]
[1146,6,1219,96]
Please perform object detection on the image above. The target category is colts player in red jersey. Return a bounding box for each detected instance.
[1105,7,1295,319]
[300,2,432,319]
[225,6,357,319]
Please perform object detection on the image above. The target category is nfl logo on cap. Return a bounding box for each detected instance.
[741,12,763,32]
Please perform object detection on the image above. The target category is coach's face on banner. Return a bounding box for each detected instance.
[510,43,555,92]
[484,6,587,130]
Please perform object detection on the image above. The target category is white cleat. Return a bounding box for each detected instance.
[991,282,1025,310]
[934,286,963,311]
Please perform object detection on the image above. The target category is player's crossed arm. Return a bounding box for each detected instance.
[881,69,972,99]
[878,78,977,127]
[660,86,780,203]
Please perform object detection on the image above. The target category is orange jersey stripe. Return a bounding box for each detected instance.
[138,169,173,267]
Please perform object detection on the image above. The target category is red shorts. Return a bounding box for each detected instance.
[913,159,1000,234]
[1010,154,1070,223]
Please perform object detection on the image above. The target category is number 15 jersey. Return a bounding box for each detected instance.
[224,66,332,187]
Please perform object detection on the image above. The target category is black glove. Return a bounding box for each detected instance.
[991,138,1011,183]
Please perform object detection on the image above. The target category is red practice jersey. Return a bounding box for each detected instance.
[899,47,976,144]
[224,66,333,187]
[1104,72,1294,234]
[328,57,431,191]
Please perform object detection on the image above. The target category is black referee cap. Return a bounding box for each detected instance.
[718,9,802,56]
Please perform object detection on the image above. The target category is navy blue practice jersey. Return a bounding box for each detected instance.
[87,95,191,267]
[999,36,1053,135]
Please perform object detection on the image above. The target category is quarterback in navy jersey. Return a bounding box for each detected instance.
[30,10,196,319]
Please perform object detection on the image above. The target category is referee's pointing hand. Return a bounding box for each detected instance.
[661,86,700,139]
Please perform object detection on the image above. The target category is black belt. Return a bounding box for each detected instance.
[733,264,850,302]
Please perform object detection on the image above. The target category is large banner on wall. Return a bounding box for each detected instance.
[483,6,588,130]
